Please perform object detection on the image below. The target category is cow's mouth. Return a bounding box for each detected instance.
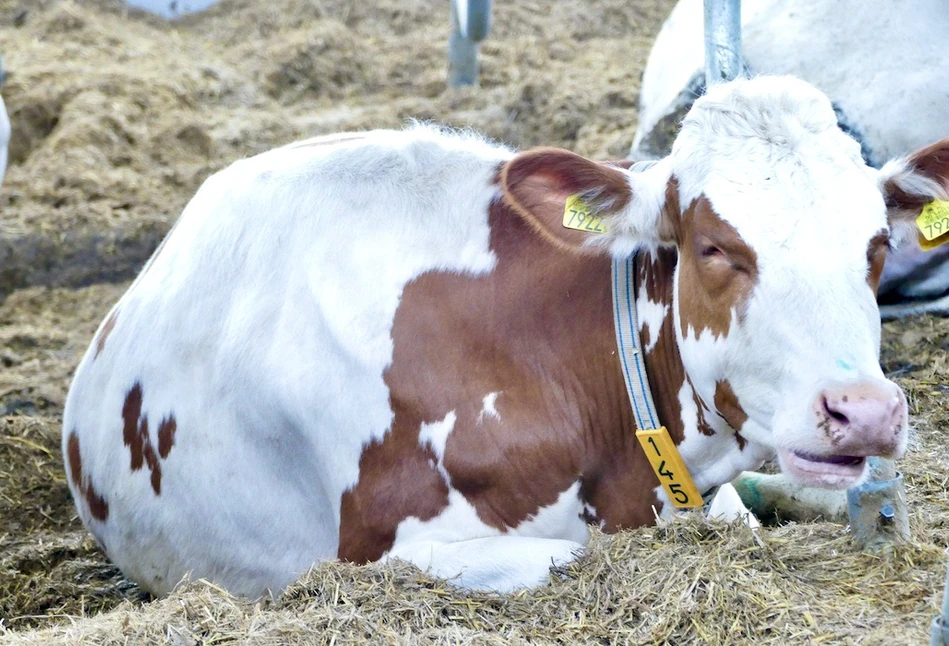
[778,448,867,488]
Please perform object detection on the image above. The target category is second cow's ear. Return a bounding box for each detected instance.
[501,148,677,255]
[879,137,949,247]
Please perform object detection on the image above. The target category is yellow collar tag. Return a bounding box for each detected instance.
[635,427,704,508]
[562,194,609,234]
[915,199,949,244]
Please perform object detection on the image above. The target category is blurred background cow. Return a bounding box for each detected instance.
[631,0,949,318]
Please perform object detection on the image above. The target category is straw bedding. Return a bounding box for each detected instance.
[0,1,946,644]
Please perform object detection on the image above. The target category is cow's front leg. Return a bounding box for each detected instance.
[385,536,584,592]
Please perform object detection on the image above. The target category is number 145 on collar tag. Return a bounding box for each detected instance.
[635,427,704,508]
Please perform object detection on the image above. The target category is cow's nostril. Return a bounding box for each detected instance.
[823,397,850,426]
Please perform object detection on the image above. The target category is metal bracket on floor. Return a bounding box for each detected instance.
[846,457,909,552]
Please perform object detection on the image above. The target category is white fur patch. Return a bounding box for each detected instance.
[390,481,589,550]
[419,411,457,483]
[479,392,501,422]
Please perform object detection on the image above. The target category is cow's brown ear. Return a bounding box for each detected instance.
[501,148,637,254]
[879,137,949,247]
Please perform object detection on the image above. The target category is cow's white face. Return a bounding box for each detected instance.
[502,75,947,490]
[665,76,907,488]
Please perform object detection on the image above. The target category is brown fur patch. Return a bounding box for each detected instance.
[67,431,109,522]
[866,229,889,295]
[714,379,749,450]
[94,310,118,359]
[121,383,176,496]
[337,197,666,561]
[157,417,177,459]
[636,247,699,447]
[882,137,949,216]
[691,380,715,437]
[675,196,758,340]
[337,415,451,563]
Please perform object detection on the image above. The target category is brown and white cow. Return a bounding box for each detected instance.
[64,76,947,597]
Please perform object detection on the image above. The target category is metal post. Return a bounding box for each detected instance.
[448,0,492,88]
[931,553,949,645]
[846,457,909,551]
[703,0,743,85]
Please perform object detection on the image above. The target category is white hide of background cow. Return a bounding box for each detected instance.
[632,0,949,318]
[63,76,943,598]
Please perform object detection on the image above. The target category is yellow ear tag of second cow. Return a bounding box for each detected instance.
[916,200,949,249]
[562,194,609,234]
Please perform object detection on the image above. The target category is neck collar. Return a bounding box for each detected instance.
[612,252,705,509]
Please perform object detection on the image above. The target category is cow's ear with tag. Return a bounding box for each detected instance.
[879,137,949,250]
[501,148,676,255]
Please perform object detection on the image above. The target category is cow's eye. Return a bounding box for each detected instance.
[701,244,723,258]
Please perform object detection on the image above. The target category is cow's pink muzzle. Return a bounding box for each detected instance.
[779,380,908,488]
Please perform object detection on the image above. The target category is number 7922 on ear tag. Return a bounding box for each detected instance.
[635,427,704,508]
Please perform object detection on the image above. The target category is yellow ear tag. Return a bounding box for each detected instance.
[562,194,609,234]
[918,230,949,251]
[635,427,704,508]
[915,199,949,242]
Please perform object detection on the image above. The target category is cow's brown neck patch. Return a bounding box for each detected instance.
[636,247,710,445]
[337,195,669,562]
[637,245,747,450]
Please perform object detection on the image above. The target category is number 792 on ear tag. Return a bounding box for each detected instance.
[635,427,704,508]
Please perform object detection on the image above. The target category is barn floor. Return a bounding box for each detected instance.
[0,0,947,644]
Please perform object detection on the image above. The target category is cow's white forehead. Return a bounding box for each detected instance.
[670,76,887,257]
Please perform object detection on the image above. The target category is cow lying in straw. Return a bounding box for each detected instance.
[64,76,947,597]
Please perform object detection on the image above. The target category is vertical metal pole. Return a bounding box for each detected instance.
[703,0,743,85]
[448,0,491,88]
[930,556,949,645]
[448,1,478,87]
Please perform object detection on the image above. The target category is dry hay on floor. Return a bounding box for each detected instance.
[0,0,670,298]
[1,516,946,645]
[0,0,948,643]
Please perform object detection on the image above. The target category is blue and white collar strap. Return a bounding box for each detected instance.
[611,253,661,431]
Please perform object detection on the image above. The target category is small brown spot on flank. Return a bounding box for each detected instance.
[67,432,83,488]
[122,382,176,496]
[123,384,145,470]
[158,416,177,459]
[94,310,118,359]
[67,431,109,522]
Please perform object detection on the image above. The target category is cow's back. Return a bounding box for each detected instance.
[62,127,512,596]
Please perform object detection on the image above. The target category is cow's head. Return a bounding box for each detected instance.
[502,76,948,489]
